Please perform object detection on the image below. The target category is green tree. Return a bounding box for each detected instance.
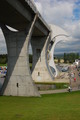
[58,58,60,63]
[64,53,67,63]
[63,53,79,63]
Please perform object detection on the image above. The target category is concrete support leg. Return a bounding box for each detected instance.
[31,34,53,83]
[0,16,40,96]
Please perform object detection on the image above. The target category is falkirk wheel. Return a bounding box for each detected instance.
[0,0,69,96]
[48,24,69,78]
[32,24,69,82]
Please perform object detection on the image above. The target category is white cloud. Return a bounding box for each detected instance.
[64,20,80,39]
[35,2,43,14]
[0,0,80,54]
[34,0,80,54]
[34,0,75,24]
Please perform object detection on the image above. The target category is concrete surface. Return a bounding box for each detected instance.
[31,34,53,82]
[0,15,40,96]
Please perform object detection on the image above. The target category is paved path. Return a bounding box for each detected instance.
[39,87,80,95]
[69,66,80,88]
[40,66,80,95]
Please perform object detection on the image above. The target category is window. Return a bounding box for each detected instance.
[38,72,40,76]
[16,83,19,87]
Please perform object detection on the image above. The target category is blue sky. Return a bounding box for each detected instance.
[73,1,80,20]
[34,0,80,54]
[0,0,80,54]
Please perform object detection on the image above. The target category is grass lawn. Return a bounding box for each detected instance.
[0,91,80,120]
[0,64,7,67]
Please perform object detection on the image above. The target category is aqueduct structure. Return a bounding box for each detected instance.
[0,0,69,96]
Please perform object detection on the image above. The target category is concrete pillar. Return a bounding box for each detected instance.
[31,34,53,83]
[0,15,40,96]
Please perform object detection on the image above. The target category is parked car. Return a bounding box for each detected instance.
[78,72,80,76]
[62,66,69,72]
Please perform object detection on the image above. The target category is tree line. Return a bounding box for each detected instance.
[64,53,79,63]
[0,54,33,64]
[0,54,7,64]
[0,53,79,64]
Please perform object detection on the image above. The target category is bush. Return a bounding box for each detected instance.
[35,82,69,90]
[0,54,7,64]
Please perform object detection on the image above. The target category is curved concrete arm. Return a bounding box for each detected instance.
[48,24,70,77]
[49,35,69,77]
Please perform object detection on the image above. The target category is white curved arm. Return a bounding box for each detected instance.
[49,35,69,77]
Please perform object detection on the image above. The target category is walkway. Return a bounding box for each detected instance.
[40,65,80,95]
[39,87,80,95]
[69,65,80,88]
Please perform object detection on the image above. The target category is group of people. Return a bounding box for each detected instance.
[68,73,76,92]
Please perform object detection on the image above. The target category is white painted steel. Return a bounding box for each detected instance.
[49,24,69,77]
